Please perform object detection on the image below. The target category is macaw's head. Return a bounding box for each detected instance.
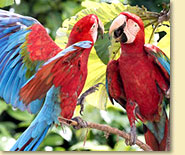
[67,14,104,47]
[109,12,145,51]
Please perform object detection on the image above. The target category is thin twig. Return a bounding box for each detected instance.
[148,22,159,44]
[58,117,153,151]
[144,19,158,28]
[141,17,158,21]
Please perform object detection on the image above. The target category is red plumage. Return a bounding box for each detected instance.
[107,12,170,150]
[20,14,104,119]
[27,24,62,61]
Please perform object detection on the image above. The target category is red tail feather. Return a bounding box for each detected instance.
[144,117,169,151]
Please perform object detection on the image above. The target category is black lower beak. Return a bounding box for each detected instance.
[121,32,127,43]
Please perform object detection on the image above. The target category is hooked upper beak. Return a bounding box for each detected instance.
[109,14,127,42]
[98,19,104,39]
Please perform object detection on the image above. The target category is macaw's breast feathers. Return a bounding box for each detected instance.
[19,41,92,105]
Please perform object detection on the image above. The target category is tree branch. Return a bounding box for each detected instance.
[58,117,152,151]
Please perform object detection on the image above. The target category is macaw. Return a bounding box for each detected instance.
[0,9,104,151]
[106,12,170,151]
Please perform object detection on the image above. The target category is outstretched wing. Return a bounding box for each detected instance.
[106,60,126,108]
[0,10,62,114]
[20,41,93,105]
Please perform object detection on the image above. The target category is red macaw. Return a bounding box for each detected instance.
[0,9,104,151]
[106,12,170,151]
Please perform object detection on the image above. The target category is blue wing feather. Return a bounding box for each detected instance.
[10,86,61,151]
[0,9,42,114]
[3,62,22,103]
[157,55,170,75]
[144,44,170,79]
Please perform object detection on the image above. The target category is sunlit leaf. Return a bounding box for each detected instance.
[0,0,14,8]
[113,139,140,151]
[53,126,73,142]
[69,140,111,151]
[53,147,65,151]
[155,22,170,58]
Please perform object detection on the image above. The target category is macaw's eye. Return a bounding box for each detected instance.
[91,23,96,29]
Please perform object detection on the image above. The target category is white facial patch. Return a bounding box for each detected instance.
[109,14,127,36]
[124,19,140,43]
[90,19,98,43]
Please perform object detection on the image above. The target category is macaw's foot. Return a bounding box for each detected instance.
[72,116,88,130]
[77,82,104,115]
[125,125,137,146]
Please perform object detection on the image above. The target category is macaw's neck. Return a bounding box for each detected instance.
[66,35,94,63]
[81,46,92,62]
[120,34,145,55]
[66,32,94,48]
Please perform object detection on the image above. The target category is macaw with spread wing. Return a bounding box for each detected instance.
[0,9,104,151]
[106,12,170,151]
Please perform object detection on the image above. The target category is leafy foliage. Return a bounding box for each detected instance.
[0,0,14,8]
[0,0,170,152]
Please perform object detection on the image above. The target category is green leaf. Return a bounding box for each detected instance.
[53,147,65,151]
[81,104,102,123]
[69,140,111,151]
[0,100,8,115]
[41,132,64,146]
[94,32,110,64]
[0,122,16,137]
[0,125,11,137]
[0,0,14,8]
[6,107,34,122]
[18,121,32,128]
[155,22,170,58]
[33,1,51,14]
[113,140,139,151]
[0,122,16,130]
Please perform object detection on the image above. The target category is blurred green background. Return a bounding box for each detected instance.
[0,0,169,151]
[3,0,170,39]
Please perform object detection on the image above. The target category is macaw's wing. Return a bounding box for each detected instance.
[144,44,170,81]
[19,41,93,105]
[0,10,62,114]
[106,60,126,108]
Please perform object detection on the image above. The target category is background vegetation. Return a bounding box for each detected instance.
[0,0,170,151]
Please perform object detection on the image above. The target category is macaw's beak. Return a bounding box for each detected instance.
[109,14,127,43]
[98,19,104,39]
